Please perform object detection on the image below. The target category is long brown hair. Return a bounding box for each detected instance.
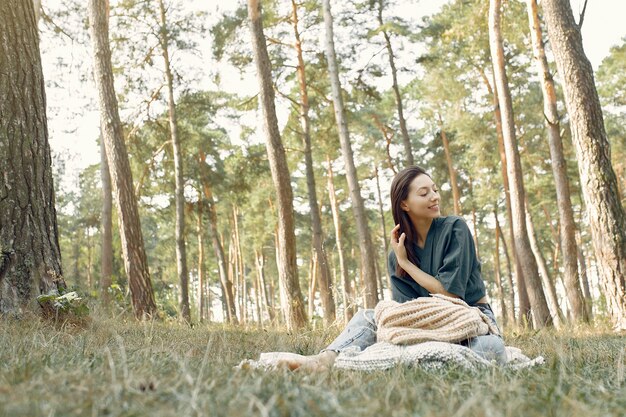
[390,165,430,277]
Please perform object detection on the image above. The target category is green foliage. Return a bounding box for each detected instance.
[36,290,90,321]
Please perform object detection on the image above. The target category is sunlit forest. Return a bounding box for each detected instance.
[1,0,625,415]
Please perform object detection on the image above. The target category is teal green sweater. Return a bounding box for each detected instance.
[388,216,486,306]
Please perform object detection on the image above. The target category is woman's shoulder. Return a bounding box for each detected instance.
[437,215,471,234]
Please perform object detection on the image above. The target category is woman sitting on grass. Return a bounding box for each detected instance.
[281,165,506,370]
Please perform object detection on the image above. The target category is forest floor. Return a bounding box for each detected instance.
[1,311,624,417]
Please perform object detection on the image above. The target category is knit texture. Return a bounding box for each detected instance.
[375,294,500,345]
[333,342,545,371]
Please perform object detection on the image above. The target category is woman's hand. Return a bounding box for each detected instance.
[390,224,409,267]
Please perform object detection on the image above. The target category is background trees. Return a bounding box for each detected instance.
[25,0,625,330]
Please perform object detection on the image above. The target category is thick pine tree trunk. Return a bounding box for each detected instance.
[526,0,588,323]
[248,0,307,330]
[100,135,113,303]
[291,0,336,325]
[88,0,157,318]
[327,159,355,322]
[542,0,626,331]
[158,0,191,323]
[0,0,66,313]
[322,0,378,308]
[376,0,413,166]
[489,0,552,328]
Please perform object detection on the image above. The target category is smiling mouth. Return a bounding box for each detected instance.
[429,204,440,210]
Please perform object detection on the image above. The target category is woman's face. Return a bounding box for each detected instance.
[400,174,441,219]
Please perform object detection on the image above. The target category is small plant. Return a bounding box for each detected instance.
[37,290,90,322]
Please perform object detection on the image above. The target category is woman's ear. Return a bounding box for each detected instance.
[400,200,409,212]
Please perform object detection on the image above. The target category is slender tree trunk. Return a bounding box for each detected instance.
[100,135,113,303]
[255,249,274,322]
[375,166,391,292]
[526,0,588,323]
[438,114,461,215]
[322,0,378,307]
[248,0,307,330]
[481,66,530,324]
[88,0,156,318]
[468,176,480,259]
[157,0,190,323]
[198,153,237,323]
[376,0,413,166]
[542,0,626,330]
[577,238,593,319]
[291,0,336,324]
[196,198,205,322]
[0,0,67,313]
[308,252,318,319]
[525,199,564,328]
[494,219,508,327]
[327,158,355,322]
[495,210,516,324]
[489,0,552,327]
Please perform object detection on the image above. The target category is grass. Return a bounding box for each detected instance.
[0,312,624,417]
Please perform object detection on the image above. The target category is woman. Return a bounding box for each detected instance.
[281,166,506,370]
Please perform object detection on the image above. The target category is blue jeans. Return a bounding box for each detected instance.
[324,304,506,364]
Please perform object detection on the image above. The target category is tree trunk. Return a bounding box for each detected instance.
[468,176,480,260]
[322,0,378,308]
[375,165,391,292]
[526,0,588,323]
[481,66,529,324]
[438,114,461,215]
[493,218,508,327]
[100,135,113,303]
[248,0,307,330]
[327,158,355,322]
[495,210,516,325]
[157,0,190,323]
[576,238,593,319]
[198,153,237,323]
[88,0,157,318]
[291,0,336,325]
[0,0,66,313]
[376,0,413,166]
[196,198,205,321]
[542,0,626,331]
[255,249,274,322]
[489,0,552,328]
[525,198,564,328]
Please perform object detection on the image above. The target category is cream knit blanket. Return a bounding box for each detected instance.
[375,294,500,345]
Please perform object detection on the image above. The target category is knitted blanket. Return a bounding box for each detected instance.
[334,342,545,371]
[375,294,500,345]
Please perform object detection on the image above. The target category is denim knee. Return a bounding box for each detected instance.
[323,309,377,353]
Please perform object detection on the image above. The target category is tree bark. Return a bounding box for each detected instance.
[495,211,516,325]
[542,0,626,331]
[198,153,237,323]
[489,0,552,327]
[375,166,391,292]
[88,0,157,318]
[526,0,588,323]
[493,217,508,327]
[196,198,205,321]
[525,198,564,328]
[376,0,413,166]
[438,114,461,215]
[248,0,307,330]
[0,0,66,314]
[480,66,529,324]
[100,135,113,303]
[291,0,336,325]
[327,158,355,322]
[322,0,378,308]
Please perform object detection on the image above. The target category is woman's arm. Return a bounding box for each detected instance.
[390,224,460,298]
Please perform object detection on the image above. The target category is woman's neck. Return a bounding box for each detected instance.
[409,216,434,247]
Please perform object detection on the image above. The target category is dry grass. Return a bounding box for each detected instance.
[0,311,624,417]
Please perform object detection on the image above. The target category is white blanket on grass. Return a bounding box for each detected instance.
[238,342,544,371]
